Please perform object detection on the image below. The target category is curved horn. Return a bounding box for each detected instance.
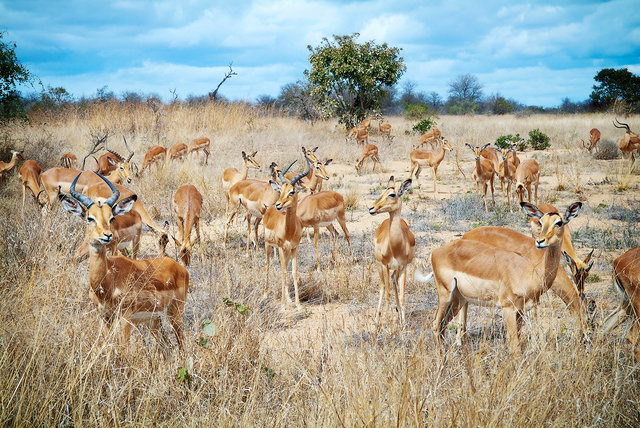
[613,118,630,131]
[94,172,120,207]
[279,160,297,183]
[105,138,124,161]
[124,136,134,162]
[91,155,100,172]
[291,156,311,186]
[70,173,94,208]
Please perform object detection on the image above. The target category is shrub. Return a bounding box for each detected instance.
[404,103,431,120]
[528,129,550,150]
[410,117,436,135]
[594,139,621,160]
[495,133,522,150]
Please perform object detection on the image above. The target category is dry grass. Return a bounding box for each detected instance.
[1,104,639,426]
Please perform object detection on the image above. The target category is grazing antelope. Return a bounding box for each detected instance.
[187,137,210,164]
[222,151,260,212]
[426,202,581,353]
[297,190,352,269]
[60,152,77,169]
[379,122,392,140]
[417,126,441,150]
[369,176,415,325]
[355,143,382,174]
[97,137,135,176]
[60,172,189,351]
[497,146,517,205]
[167,142,188,161]
[0,150,23,180]
[410,137,453,193]
[613,118,640,169]
[74,210,142,263]
[466,143,496,211]
[171,185,202,266]
[514,158,540,205]
[18,160,43,212]
[602,246,640,359]
[139,145,167,174]
[582,128,601,152]
[263,158,310,307]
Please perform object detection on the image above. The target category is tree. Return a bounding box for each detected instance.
[0,32,31,121]
[276,79,321,122]
[589,68,640,113]
[306,33,406,127]
[448,74,483,102]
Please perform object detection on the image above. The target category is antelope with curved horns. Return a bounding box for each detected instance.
[60,152,77,169]
[410,137,452,193]
[187,137,210,164]
[514,158,540,205]
[0,150,23,180]
[18,160,43,213]
[73,210,142,263]
[426,202,581,353]
[97,136,135,176]
[613,118,640,169]
[466,143,496,211]
[171,184,202,266]
[263,157,310,307]
[582,128,601,152]
[369,176,415,326]
[222,150,260,213]
[60,172,189,351]
[139,145,167,174]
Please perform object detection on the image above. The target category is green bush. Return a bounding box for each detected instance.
[404,103,431,120]
[410,117,436,135]
[528,129,550,150]
[495,133,522,149]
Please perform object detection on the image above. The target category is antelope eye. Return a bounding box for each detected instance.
[87,216,96,223]
[119,166,124,170]
[388,193,396,198]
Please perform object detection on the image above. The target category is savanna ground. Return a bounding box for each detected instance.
[1,102,639,426]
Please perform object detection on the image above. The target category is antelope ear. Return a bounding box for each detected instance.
[465,143,474,151]
[113,195,137,216]
[563,252,576,273]
[584,249,594,264]
[586,261,594,273]
[480,143,490,151]
[313,146,318,152]
[61,196,86,217]
[324,159,333,166]
[520,202,544,219]
[387,176,395,188]
[242,151,246,159]
[563,202,582,224]
[398,179,412,196]
[108,156,119,166]
[269,180,281,192]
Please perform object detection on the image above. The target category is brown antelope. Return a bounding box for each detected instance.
[167,142,188,161]
[0,150,23,180]
[18,160,43,212]
[424,202,581,353]
[379,122,392,140]
[355,143,382,174]
[74,210,142,263]
[503,139,522,168]
[97,137,135,176]
[582,128,601,152]
[514,158,540,205]
[355,126,369,145]
[369,176,415,325]
[417,126,441,150]
[497,146,517,205]
[222,151,260,212]
[302,146,320,163]
[466,143,496,211]
[139,145,167,174]
[276,152,331,193]
[60,172,189,351]
[171,185,202,266]
[60,152,77,169]
[613,118,640,169]
[602,246,640,359]
[297,190,352,269]
[361,116,373,131]
[263,158,310,307]
[187,137,210,164]
[410,137,452,193]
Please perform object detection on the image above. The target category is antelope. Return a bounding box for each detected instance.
[60,172,189,351]
[497,146,517,205]
[503,139,522,168]
[60,152,77,169]
[369,176,415,325]
[466,143,496,211]
[297,190,352,270]
[18,160,43,212]
[425,202,581,353]
[97,137,135,176]
[361,116,373,131]
[74,210,142,263]
[582,128,601,152]
[222,151,260,212]
[167,142,188,161]
[0,150,23,180]
[276,151,331,193]
[302,146,320,163]
[410,137,452,193]
[355,126,369,145]
[514,158,540,205]
[171,185,202,266]
[602,246,640,359]
[355,143,382,174]
[139,145,167,174]
[379,122,392,140]
[613,118,640,168]
[187,137,210,164]
[263,158,310,307]
[417,126,441,150]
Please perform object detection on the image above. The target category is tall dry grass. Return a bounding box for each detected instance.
[0,104,639,426]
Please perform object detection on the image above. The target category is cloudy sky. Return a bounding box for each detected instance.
[2,0,639,107]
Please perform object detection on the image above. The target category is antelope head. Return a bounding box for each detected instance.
[563,249,594,299]
[243,150,260,170]
[302,146,319,163]
[269,156,311,210]
[521,202,581,250]
[466,143,490,160]
[313,158,332,181]
[369,176,412,215]
[106,137,135,184]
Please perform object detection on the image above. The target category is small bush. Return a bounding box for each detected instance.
[410,117,436,135]
[495,133,522,149]
[594,139,621,160]
[404,103,431,120]
[528,129,550,150]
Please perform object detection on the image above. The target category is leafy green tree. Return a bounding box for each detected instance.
[589,68,640,113]
[306,33,405,128]
[0,32,31,121]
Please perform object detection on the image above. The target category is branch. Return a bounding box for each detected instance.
[208,63,237,100]
[82,129,109,170]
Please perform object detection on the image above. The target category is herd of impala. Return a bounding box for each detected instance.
[0,117,639,359]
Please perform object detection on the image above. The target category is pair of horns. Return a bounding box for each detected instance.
[277,155,311,186]
[69,172,119,209]
[106,136,134,162]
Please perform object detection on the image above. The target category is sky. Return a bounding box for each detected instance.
[2,0,639,107]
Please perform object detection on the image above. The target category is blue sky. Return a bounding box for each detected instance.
[2,0,639,107]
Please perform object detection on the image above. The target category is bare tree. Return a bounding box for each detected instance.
[448,74,483,102]
[208,63,237,101]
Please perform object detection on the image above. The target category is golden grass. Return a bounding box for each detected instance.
[1,103,639,426]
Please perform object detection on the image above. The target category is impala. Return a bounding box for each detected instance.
[167,142,188,161]
[582,128,601,152]
[171,184,202,266]
[369,176,415,325]
[504,139,521,168]
[263,158,310,307]
[0,150,23,180]
[410,137,452,193]
[187,137,210,164]
[355,143,382,174]
[466,143,496,211]
[497,146,517,205]
[18,159,43,212]
[602,246,640,358]
[417,126,441,150]
[361,116,373,131]
[97,137,135,176]
[275,152,331,193]
[514,158,540,205]
[613,118,640,169]
[60,152,77,169]
[222,150,260,212]
[74,210,142,263]
[355,126,369,145]
[379,122,392,140]
[425,202,581,353]
[60,172,189,351]
[139,145,167,174]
